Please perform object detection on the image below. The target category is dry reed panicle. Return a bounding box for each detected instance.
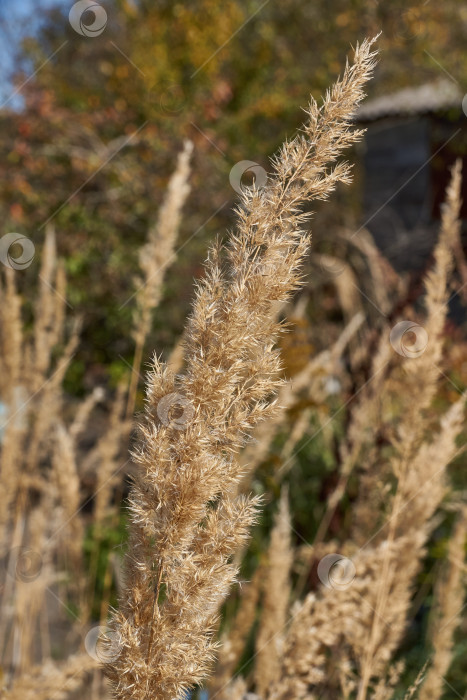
[395,161,461,417]
[341,163,465,700]
[1,654,97,700]
[4,498,55,677]
[265,161,465,700]
[418,508,467,700]
[0,225,85,679]
[208,564,263,699]
[0,268,22,401]
[52,423,84,581]
[316,253,363,319]
[318,326,393,547]
[254,488,292,698]
[339,164,464,549]
[22,226,80,474]
[349,227,404,317]
[222,675,249,700]
[105,37,378,700]
[69,386,105,443]
[127,140,193,417]
[354,162,464,698]
[1,146,195,690]
[92,383,131,527]
[402,663,430,700]
[0,268,27,547]
[0,224,78,546]
[278,310,364,467]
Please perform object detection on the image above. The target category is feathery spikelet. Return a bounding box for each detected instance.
[33,225,61,382]
[127,140,193,416]
[418,508,467,700]
[255,488,293,697]
[105,37,378,700]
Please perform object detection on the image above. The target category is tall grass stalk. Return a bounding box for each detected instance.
[105,37,378,700]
